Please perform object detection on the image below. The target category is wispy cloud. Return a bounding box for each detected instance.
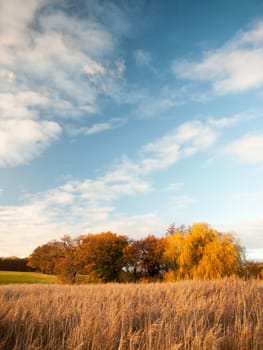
[224,134,263,163]
[139,120,217,172]
[215,217,263,256]
[164,182,185,192]
[173,20,263,95]
[68,118,127,136]
[0,115,218,256]
[0,200,167,257]
[84,122,114,135]
[0,0,130,166]
[0,114,250,256]
[0,161,153,256]
[0,119,61,166]
[0,202,64,257]
[134,49,152,67]
[168,195,196,210]
[229,191,263,200]
[135,85,185,119]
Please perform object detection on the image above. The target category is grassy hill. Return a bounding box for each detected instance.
[0,271,57,284]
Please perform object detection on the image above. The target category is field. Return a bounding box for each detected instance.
[0,271,57,284]
[0,279,263,350]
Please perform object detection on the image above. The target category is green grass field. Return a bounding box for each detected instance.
[0,271,57,284]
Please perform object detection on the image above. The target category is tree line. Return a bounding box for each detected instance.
[2,222,262,283]
[0,257,35,272]
[23,222,251,283]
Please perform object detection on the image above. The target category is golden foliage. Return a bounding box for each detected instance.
[26,224,245,283]
[164,223,243,281]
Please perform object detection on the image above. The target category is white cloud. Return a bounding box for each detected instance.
[83,122,112,135]
[168,195,196,210]
[0,0,45,47]
[164,182,185,192]
[91,213,167,238]
[208,114,244,128]
[67,118,127,136]
[38,11,115,58]
[0,116,237,256]
[0,163,153,256]
[0,69,15,82]
[215,217,263,261]
[0,0,131,166]
[229,191,263,200]
[0,119,61,166]
[136,94,179,119]
[245,249,263,262]
[84,118,127,135]
[0,91,49,120]
[115,58,126,78]
[0,202,63,257]
[134,85,196,119]
[0,201,167,257]
[224,134,263,163]
[237,20,263,46]
[28,160,150,210]
[173,20,263,94]
[134,49,151,67]
[140,121,217,172]
[83,60,107,77]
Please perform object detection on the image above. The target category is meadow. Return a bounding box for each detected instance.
[1,279,263,350]
[0,271,57,284]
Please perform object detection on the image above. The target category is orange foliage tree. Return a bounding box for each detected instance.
[122,235,166,282]
[27,223,246,283]
[78,232,128,283]
[27,241,62,275]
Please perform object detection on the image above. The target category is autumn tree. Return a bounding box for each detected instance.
[27,236,84,283]
[54,235,84,284]
[122,241,140,281]
[164,223,244,281]
[79,232,128,283]
[27,241,62,274]
[123,235,167,281]
[241,262,263,279]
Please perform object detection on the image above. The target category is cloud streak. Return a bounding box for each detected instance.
[224,134,263,163]
[0,0,129,166]
[68,118,127,136]
[139,120,217,172]
[0,112,260,257]
[0,119,61,166]
[0,116,218,256]
[134,49,152,67]
[173,20,263,95]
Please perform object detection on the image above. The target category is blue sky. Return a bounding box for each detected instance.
[1,0,263,260]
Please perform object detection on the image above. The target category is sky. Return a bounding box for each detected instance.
[1,0,263,260]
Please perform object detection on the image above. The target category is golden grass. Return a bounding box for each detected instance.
[0,279,263,349]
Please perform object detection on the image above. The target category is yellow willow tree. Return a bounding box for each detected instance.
[164,223,244,281]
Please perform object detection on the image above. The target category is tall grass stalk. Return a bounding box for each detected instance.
[0,279,263,349]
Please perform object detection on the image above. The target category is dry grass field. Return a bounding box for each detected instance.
[1,279,263,350]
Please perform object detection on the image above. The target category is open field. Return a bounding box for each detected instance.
[0,271,57,284]
[0,279,263,350]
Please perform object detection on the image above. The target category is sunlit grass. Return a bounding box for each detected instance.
[1,279,263,349]
[0,271,57,284]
